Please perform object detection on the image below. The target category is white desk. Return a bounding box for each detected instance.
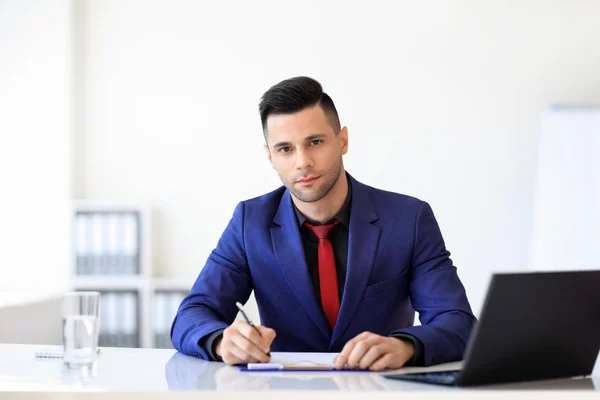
[0,344,598,396]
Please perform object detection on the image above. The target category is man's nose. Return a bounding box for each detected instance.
[295,148,313,169]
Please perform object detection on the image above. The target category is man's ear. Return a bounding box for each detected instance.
[264,144,274,168]
[339,126,349,155]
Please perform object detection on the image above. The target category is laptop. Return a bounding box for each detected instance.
[384,270,600,386]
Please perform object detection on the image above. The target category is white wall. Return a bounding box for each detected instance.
[75,0,600,317]
[0,0,72,291]
[0,293,63,344]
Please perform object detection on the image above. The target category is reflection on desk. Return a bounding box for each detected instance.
[165,351,391,391]
[164,352,598,392]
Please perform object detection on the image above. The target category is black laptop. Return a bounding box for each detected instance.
[384,270,600,386]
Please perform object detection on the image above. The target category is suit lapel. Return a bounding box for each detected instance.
[271,191,330,340]
[331,176,381,346]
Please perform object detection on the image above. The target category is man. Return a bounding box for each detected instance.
[171,76,475,370]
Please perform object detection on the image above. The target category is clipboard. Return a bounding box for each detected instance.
[238,361,356,372]
[237,352,365,372]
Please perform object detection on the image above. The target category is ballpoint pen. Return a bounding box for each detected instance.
[235,301,271,357]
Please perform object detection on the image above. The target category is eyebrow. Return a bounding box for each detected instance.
[273,133,327,149]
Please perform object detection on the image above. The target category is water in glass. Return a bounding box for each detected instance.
[63,314,98,366]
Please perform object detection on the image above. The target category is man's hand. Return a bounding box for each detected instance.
[215,320,276,365]
[333,331,415,371]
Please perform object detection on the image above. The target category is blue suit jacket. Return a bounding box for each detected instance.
[171,174,475,365]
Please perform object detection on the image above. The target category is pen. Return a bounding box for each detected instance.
[235,301,271,357]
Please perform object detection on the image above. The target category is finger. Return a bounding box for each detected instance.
[231,331,270,362]
[226,336,263,364]
[358,343,386,370]
[345,331,372,348]
[235,322,265,347]
[225,341,258,365]
[256,326,276,340]
[369,353,395,371]
[347,336,381,369]
[346,341,370,369]
[334,343,355,369]
[256,326,276,351]
[220,339,244,365]
[334,332,377,369]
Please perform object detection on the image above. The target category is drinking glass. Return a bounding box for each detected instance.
[62,291,100,367]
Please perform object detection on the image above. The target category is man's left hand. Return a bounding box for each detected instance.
[332,331,415,371]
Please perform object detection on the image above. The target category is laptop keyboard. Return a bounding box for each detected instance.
[386,370,461,386]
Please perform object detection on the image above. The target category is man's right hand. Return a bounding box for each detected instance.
[215,320,276,365]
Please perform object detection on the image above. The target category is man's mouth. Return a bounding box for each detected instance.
[296,176,320,185]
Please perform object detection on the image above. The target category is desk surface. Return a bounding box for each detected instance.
[0,344,598,394]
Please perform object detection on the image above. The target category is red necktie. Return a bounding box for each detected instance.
[304,220,340,331]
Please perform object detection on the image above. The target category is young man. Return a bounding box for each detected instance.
[171,77,475,371]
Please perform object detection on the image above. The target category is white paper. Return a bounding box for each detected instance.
[249,353,463,373]
[268,352,338,367]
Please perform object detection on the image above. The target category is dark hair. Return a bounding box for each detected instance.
[259,76,341,137]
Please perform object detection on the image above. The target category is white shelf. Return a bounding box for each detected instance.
[70,200,193,349]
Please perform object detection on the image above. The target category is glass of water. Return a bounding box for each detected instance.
[62,291,100,368]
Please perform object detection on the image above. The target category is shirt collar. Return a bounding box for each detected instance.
[292,175,352,228]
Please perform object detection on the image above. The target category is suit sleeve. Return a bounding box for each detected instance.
[390,201,477,366]
[170,202,253,359]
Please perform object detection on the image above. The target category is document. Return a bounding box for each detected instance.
[243,352,463,373]
[245,352,338,371]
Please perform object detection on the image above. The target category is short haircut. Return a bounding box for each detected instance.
[259,76,341,137]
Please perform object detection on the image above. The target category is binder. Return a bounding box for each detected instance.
[123,292,137,347]
[106,213,120,275]
[154,292,165,334]
[98,290,109,346]
[161,292,171,347]
[115,292,125,347]
[104,292,117,347]
[169,293,183,326]
[75,213,88,275]
[116,213,126,273]
[123,213,138,274]
[91,213,104,275]
[83,213,94,275]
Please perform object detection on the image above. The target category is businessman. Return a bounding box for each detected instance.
[171,76,476,370]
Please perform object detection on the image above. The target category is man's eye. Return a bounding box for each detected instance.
[310,140,322,146]
[278,147,291,153]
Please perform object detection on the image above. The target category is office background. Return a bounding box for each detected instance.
[1,0,599,340]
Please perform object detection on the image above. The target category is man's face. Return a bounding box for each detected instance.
[264,104,348,203]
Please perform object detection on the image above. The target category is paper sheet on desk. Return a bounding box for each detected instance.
[245,352,339,371]
[245,352,463,373]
